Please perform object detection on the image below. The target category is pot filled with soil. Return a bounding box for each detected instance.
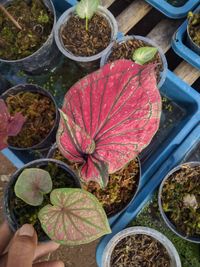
[100,35,168,88]
[54,0,118,70]
[48,144,141,218]
[187,8,200,55]
[159,162,200,243]
[102,226,181,267]
[1,83,59,150]
[3,158,111,244]
[0,0,59,73]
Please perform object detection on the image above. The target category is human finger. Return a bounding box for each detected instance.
[6,224,37,267]
[33,260,64,267]
[0,222,12,255]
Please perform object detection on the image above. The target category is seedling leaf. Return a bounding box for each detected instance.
[14,168,52,206]
[132,46,158,65]
[38,188,111,245]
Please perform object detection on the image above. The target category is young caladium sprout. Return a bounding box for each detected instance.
[0,99,25,150]
[132,46,158,65]
[14,168,52,206]
[57,59,161,188]
[38,188,111,245]
[76,0,99,31]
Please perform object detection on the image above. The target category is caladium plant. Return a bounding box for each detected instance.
[0,99,25,150]
[14,168,111,244]
[57,59,162,187]
[76,0,99,31]
[132,46,158,65]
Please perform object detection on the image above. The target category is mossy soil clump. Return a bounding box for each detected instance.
[0,0,53,60]
[188,12,200,47]
[10,162,77,240]
[61,13,111,57]
[6,91,56,148]
[107,39,163,83]
[51,148,140,217]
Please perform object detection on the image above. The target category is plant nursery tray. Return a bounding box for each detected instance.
[1,65,200,224]
[96,124,200,267]
[172,5,200,70]
[145,0,199,19]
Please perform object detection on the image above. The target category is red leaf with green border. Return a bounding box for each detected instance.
[57,59,161,187]
[38,188,111,245]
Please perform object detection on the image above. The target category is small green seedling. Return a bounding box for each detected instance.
[14,168,111,244]
[76,0,99,31]
[132,46,158,65]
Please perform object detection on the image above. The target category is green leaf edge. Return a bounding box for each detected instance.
[76,0,99,19]
[38,188,111,245]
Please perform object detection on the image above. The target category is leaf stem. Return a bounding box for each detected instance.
[0,4,22,30]
[86,17,88,31]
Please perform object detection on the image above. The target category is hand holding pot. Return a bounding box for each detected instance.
[0,222,64,267]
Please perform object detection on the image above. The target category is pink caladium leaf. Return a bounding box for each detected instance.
[14,168,52,206]
[0,99,26,150]
[38,188,111,245]
[57,59,161,187]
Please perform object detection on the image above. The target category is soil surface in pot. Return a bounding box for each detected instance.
[107,39,163,83]
[51,148,140,217]
[188,12,200,47]
[6,91,56,148]
[110,234,171,267]
[61,13,111,57]
[0,0,53,60]
[161,164,200,238]
[9,162,78,240]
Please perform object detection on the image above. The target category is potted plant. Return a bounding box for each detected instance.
[54,0,118,70]
[49,59,162,218]
[1,84,59,150]
[187,8,200,55]
[0,0,59,73]
[159,162,200,243]
[3,158,111,244]
[102,227,181,267]
[0,98,25,150]
[100,35,168,88]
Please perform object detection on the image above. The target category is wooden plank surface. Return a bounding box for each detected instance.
[101,0,116,8]
[174,61,200,86]
[147,19,182,53]
[117,0,152,34]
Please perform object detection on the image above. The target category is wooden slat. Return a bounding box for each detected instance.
[174,61,200,86]
[117,0,152,34]
[101,0,116,8]
[147,19,182,53]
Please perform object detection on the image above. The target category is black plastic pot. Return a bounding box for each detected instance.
[47,143,142,220]
[1,84,60,151]
[3,158,81,241]
[0,74,11,94]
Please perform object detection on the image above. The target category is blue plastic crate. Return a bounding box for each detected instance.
[52,0,77,13]
[2,70,200,226]
[172,5,200,70]
[145,0,199,18]
[96,123,200,266]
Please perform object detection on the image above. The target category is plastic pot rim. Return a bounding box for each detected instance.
[100,35,168,88]
[102,226,182,267]
[1,83,59,151]
[158,161,200,244]
[54,6,118,63]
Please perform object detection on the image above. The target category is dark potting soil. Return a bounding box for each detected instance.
[52,148,140,217]
[0,0,53,60]
[166,0,188,7]
[161,164,200,238]
[61,13,112,57]
[6,91,56,148]
[9,162,78,240]
[110,234,171,267]
[188,12,200,47]
[107,39,163,83]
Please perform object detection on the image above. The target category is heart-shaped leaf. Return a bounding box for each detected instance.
[38,188,111,245]
[57,59,161,187]
[76,0,99,20]
[14,168,52,206]
[132,46,158,65]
